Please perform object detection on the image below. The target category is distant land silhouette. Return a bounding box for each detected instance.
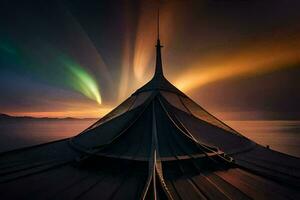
[1,112,299,121]
[0,113,97,121]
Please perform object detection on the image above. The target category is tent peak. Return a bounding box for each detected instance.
[154,8,164,77]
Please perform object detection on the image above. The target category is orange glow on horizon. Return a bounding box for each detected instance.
[174,35,300,92]
[7,107,113,119]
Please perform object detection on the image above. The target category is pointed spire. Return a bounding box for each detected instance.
[157,7,160,40]
[154,8,164,77]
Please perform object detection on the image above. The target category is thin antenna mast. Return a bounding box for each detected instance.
[157,8,160,40]
[154,7,164,77]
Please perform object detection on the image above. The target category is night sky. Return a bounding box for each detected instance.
[0,0,299,119]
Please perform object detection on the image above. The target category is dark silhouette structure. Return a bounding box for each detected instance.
[0,19,299,199]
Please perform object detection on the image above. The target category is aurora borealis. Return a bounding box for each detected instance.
[60,56,102,105]
[0,0,300,119]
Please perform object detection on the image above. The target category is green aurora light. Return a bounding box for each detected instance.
[61,57,102,104]
[0,39,102,105]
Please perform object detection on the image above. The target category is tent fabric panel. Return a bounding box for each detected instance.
[168,178,208,200]
[72,107,144,149]
[228,168,298,198]
[109,172,147,200]
[43,171,108,200]
[215,168,298,200]
[0,139,77,164]
[189,175,232,200]
[172,107,253,153]
[160,91,189,113]
[84,95,136,131]
[233,145,300,174]
[97,104,153,159]
[154,98,205,159]
[129,91,152,110]
[204,172,252,200]
[0,165,93,199]
[159,97,222,153]
[0,162,149,200]
[180,96,238,134]
[0,139,79,180]
[232,146,300,186]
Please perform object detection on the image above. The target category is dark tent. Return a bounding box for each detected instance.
[0,36,299,200]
